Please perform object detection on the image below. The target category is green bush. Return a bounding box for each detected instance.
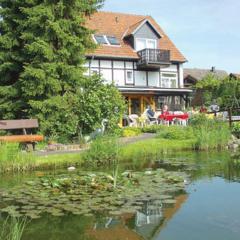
[188,114,210,126]
[157,126,194,140]
[111,127,124,137]
[122,127,141,137]
[142,125,165,133]
[153,118,231,150]
[82,136,120,166]
[232,122,240,133]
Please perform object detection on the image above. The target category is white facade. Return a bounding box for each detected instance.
[85,59,182,89]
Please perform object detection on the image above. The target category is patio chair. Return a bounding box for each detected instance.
[173,111,188,126]
[128,114,139,127]
[146,112,158,125]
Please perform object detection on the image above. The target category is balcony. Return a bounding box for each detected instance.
[137,48,171,69]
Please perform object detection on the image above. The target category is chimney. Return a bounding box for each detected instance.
[115,16,119,23]
[211,66,216,72]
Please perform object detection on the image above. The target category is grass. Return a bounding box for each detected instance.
[193,125,230,150]
[0,143,83,173]
[0,143,36,173]
[0,116,232,174]
[82,136,119,167]
[0,137,191,173]
[0,217,27,240]
[33,152,83,170]
[120,138,195,163]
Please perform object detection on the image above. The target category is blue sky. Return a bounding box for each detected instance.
[102,0,240,73]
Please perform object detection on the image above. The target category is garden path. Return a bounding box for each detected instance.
[36,133,156,156]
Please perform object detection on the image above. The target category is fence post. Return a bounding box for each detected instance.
[228,108,232,127]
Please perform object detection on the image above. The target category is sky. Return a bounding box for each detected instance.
[102,0,240,73]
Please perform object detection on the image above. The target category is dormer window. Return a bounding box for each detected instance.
[94,35,108,44]
[136,38,157,51]
[93,35,120,46]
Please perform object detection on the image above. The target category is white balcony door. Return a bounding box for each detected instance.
[147,39,157,49]
[136,38,157,51]
[136,39,146,51]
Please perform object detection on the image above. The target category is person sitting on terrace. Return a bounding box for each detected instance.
[162,105,169,116]
[199,105,208,113]
[146,105,155,118]
[145,106,158,124]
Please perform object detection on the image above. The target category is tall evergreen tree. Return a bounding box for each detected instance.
[0,0,124,141]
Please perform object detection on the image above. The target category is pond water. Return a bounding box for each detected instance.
[0,150,240,240]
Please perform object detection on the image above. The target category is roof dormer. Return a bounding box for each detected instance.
[124,19,162,39]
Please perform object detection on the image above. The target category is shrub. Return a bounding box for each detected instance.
[82,136,120,166]
[232,122,240,133]
[111,127,124,137]
[188,113,210,126]
[122,127,141,137]
[157,126,194,140]
[142,125,165,133]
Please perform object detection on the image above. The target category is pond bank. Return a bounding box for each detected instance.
[36,133,156,156]
[0,131,235,174]
[0,134,156,174]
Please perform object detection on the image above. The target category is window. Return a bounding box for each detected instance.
[93,35,120,46]
[136,39,146,51]
[155,96,167,110]
[147,39,157,49]
[126,70,134,84]
[94,35,108,44]
[155,96,182,111]
[101,69,112,84]
[136,38,157,51]
[114,70,125,86]
[135,71,147,86]
[160,73,177,88]
[107,36,120,45]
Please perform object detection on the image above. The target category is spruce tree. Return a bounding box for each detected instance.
[0,0,126,141]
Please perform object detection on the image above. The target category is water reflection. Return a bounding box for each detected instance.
[18,195,187,240]
[1,150,240,240]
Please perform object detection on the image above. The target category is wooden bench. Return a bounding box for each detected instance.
[0,119,44,150]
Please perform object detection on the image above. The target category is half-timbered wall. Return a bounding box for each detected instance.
[84,59,182,89]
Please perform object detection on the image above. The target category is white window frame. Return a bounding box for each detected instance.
[135,38,157,51]
[92,34,121,47]
[125,70,134,85]
[92,35,108,45]
[160,72,178,88]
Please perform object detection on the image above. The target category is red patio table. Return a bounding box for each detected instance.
[158,113,189,122]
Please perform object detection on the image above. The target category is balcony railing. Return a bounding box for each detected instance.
[137,48,170,69]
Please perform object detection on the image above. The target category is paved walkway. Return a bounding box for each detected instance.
[119,133,156,145]
[36,133,156,156]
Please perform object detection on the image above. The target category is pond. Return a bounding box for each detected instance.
[0,150,240,240]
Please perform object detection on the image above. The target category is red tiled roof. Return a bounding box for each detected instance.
[85,11,187,62]
[124,19,156,37]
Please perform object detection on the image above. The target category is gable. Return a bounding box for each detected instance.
[134,22,159,40]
